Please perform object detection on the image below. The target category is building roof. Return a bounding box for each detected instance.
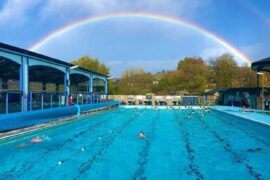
[251,57,270,72]
[0,42,108,78]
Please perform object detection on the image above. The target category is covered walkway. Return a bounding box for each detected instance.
[0,42,108,114]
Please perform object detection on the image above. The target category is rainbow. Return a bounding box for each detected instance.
[29,12,252,65]
[238,0,270,30]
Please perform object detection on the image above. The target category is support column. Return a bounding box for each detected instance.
[64,68,70,106]
[20,57,29,112]
[256,73,259,109]
[104,80,108,94]
[88,75,93,104]
[104,79,108,102]
[88,75,93,93]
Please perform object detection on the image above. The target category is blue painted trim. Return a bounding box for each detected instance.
[20,62,23,112]
[0,101,120,131]
[0,50,21,64]
[20,57,29,112]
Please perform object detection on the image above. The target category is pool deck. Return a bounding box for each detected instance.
[210,106,270,126]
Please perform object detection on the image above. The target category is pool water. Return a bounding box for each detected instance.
[0,108,269,179]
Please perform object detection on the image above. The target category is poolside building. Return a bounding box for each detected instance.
[205,88,270,109]
[0,42,109,114]
[203,56,270,110]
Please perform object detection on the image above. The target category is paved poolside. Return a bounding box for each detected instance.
[211,106,270,126]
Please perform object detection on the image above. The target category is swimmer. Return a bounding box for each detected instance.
[81,147,85,152]
[58,160,64,165]
[138,131,147,139]
[31,137,43,143]
[17,136,45,148]
[187,115,192,119]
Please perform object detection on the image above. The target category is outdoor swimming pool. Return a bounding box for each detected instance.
[0,107,269,179]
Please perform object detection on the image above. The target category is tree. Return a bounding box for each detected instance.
[209,53,237,88]
[71,55,109,75]
[108,79,120,95]
[236,66,257,87]
[177,57,209,94]
[153,71,181,95]
[118,69,153,95]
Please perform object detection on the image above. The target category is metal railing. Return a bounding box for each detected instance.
[29,91,66,111]
[0,90,22,114]
[29,91,108,110]
[70,92,108,105]
[0,90,108,114]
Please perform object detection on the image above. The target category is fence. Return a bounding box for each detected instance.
[0,90,22,114]
[109,95,202,106]
[0,90,108,114]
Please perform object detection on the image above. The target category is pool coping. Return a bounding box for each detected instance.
[0,106,118,142]
[210,106,270,127]
[122,105,202,109]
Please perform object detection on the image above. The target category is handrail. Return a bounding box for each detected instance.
[1,90,108,114]
[0,91,22,114]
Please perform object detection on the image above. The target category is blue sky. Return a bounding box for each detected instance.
[0,0,270,77]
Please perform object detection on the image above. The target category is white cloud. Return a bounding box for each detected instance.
[39,0,212,21]
[0,0,39,26]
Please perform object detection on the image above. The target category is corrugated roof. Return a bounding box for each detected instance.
[0,42,108,77]
[251,57,270,72]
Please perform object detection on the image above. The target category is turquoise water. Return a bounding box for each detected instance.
[0,108,269,179]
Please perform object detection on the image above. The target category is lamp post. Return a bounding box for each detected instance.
[257,72,264,113]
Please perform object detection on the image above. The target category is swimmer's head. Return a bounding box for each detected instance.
[58,160,64,165]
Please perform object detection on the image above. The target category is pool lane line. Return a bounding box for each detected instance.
[2,118,110,180]
[77,112,140,177]
[33,111,130,180]
[0,107,122,145]
[0,110,125,179]
[78,113,137,176]
[197,113,264,180]
[0,166,16,180]
[132,110,158,179]
[212,113,270,148]
[174,111,204,180]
